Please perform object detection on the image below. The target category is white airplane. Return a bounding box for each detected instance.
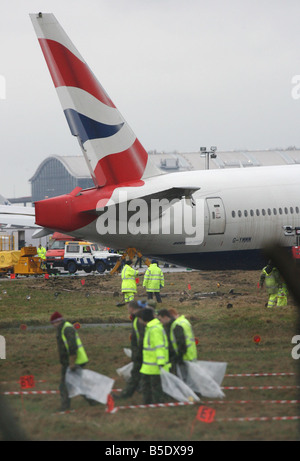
[0,195,39,229]
[0,204,37,229]
[11,12,299,270]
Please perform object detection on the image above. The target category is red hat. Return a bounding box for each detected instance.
[50,311,64,324]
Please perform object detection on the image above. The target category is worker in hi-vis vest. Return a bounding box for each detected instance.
[37,243,47,270]
[136,308,170,404]
[50,311,97,412]
[143,259,164,303]
[259,261,288,308]
[157,307,197,380]
[114,300,147,400]
[121,259,139,303]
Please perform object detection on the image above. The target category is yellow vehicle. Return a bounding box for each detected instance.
[0,246,46,276]
[110,248,150,274]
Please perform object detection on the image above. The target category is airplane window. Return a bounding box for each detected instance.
[284,207,288,214]
[232,211,236,218]
[290,207,294,214]
[244,210,248,217]
[267,209,271,216]
[256,209,260,216]
[262,209,266,216]
[279,208,283,215]
[238,210,242,217]
[273,208,277,215]
[250,210,254,216]
[296,207,299,214]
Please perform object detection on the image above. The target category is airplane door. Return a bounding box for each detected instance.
[206,198,226,234]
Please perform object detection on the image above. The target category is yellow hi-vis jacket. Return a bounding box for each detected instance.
[170,315,197,361]
[121,264,138,293]
[261,267,280,294]
[61,321,88,365]
[37,246,46,260]
[140,318,170,375]
[143,263,164,292]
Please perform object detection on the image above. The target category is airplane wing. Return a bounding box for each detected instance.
[80,186,201,214]
[0,205,54,238]
[116,186,200,207]
[0,205,38,229]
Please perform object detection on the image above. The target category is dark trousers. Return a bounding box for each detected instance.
[176,362,188,382]
[140,373,166,404]
[120,360,142,397]
[135,258,142,268]
[59,365,71,410]
[147,292,162,303]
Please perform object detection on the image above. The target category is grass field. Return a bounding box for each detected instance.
[0,268,299,441]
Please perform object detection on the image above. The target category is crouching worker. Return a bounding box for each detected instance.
[136,308,171,404]
[50,311,97,411]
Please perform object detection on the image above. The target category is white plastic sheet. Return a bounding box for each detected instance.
[177,360,227,399]
[65,367,114,404]
[116,362,133,381]
[123,348,132,358]
[160,368,200,402]
[196,361,227,386]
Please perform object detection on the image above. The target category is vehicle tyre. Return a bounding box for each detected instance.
[96,261,106,273]
[67,261,77,274]
[83,267,92,273]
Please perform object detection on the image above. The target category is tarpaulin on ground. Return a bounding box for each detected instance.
[177,360,227,398]
[160,368,200,402]
[65,367,114,404]
[0,250,21,269]
[116,362,133,381]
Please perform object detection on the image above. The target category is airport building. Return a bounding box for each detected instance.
[30,156,94,203]
[29,149,300,202]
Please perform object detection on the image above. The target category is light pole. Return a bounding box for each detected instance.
[200,146,217,170]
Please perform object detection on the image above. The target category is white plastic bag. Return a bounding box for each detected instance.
[160,368,200,402]
[116,362,134,381]
[65,367,114,404]
[123,348,132,358]
[177,360,227,399]
[196,361,227,386]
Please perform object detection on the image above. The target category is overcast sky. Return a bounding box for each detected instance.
[1,0,300,198]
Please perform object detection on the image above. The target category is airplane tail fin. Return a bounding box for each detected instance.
[30,13,162,188]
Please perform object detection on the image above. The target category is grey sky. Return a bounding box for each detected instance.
[1,0,300,198]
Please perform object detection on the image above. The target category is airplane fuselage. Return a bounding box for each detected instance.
[34,164,300,269]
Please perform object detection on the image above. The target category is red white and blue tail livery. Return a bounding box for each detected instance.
[30,13,160,187]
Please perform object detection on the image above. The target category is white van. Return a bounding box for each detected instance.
[63,241,121,274]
